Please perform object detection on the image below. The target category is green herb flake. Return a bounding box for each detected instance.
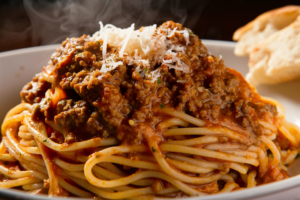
[199,100,202,103]
[3,161,8,165]
[189,31,193,36]
[43,139,47,142]
[269,154,274,158]
[161,72,167,74]
[90,68,93,71]
[196,193,199,196]
[137,35,140,37]
[96,41,101,46]
[47,98,51,101]
[296,153,300,159]
[144,68,149,73]
[19,152,22,156]
[157,78,161,84]
[151,146,156,153]
[96,155,100,158]
[159,104,166,109]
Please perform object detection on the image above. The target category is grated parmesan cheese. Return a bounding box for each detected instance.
[149,68,161,83]
[90,21,193,83]
[100,54,123,74]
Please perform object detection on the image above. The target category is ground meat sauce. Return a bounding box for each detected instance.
[21,21,278,146]
[21,73,51,104]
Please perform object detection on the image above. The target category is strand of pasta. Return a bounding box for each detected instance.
[160,107,205,126]
[85,169,205,197]
[165,153,227,170]
[249,145,268,177]
[204,143,247,151]
[0,142,6,154]
[2,137,44,166]
[261,136,281,165]
[0,177,41,188]
[282,150,298,165]
[222,150,258,159]
[26,147,40,154]
[68,175,159,199]
[247,170,257,188]
[164,127,256,145]
[99,162,128,176]
[36,140,64,196]
[54,158,84,172]
[160,144,259,166]
[164,136,220,146]
[58,176,93,197]
[25,117,119,151]
[20,139,37,147]
[165,158,215,174]
[20,161,48,175]
[1,111,30,136]
[156,118,189,131]
[92,161,155,187]
[1,103,31,123]
[150,141,229,184]
[84,147,205,195]
[22,182,44,191]
[74,154,155,187]
[0,153,16,161]
[219,182,239,193]
[5,127,44,165]
[0,164,47,180]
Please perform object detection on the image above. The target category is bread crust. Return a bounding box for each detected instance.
[233,5,300,40]
[246,16,300,85]
[233,5,300,56]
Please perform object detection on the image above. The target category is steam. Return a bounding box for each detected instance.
[3,0,210,47]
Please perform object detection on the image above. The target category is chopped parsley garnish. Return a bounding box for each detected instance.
[47,98,51,101]
[43,139,47,142]
[196,193,199,196]
[189,31,193,36]
[160,104,166,109]
[3,161,8,165]
[296,153,300,159]
[90,68,93,71]
[137,35,140,37]
[144,68,149,73]
[96,155,100,158]
[199,100,202,103]
[96,41,101,46]
[269,154,274,158]
[157,78,161,84]
[151,147,156,153]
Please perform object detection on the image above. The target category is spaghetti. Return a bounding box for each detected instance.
[0,21,300,199]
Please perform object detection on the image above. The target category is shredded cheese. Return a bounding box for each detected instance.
[119,24,135,58]
[149,68,161,83]
[90,21,193,82]
[100,54,123,74]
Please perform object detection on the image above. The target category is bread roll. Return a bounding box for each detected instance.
[233,5,300,56]
[246,16,300,85]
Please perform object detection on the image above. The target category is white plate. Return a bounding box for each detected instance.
[0,40,299,200]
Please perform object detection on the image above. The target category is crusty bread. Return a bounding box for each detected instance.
[246,16,300,85]
[233,5,300,56]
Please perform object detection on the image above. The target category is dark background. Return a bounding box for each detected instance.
[1,0,300,53]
